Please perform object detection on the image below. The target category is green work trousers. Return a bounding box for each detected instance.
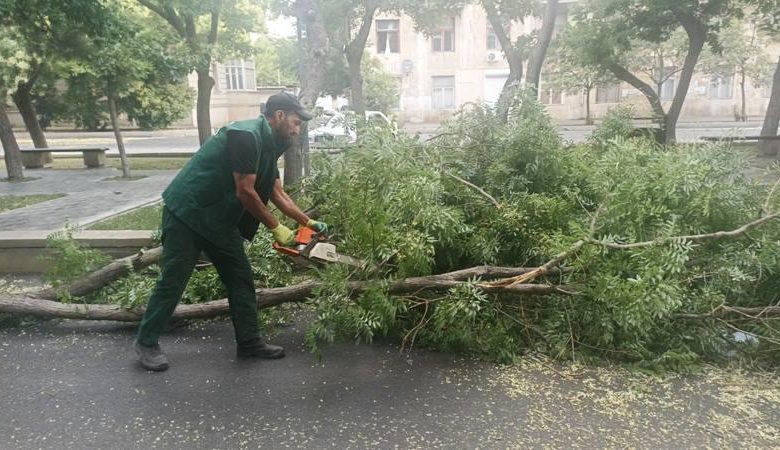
[136,207,258,347]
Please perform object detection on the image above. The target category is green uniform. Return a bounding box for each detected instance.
[137,117,281,347]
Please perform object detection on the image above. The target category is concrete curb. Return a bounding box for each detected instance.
[0,230,155,274]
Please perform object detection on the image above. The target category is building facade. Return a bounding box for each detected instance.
[369,3,779,124]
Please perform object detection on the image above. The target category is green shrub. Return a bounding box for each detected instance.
[300,98,780,369]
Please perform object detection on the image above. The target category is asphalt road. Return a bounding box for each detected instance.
[0,120,766,157]
[1,313,779,449]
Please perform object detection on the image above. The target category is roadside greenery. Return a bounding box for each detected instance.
[37,95,780,370]
[87,203,162,230]
[0,194,64,212]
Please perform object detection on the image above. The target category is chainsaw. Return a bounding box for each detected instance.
[272,226,365,268]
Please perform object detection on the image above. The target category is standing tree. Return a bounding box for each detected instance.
[751,0,780,157]
[0,34,26,180]
[545,41,616,125]
[328,0,381,118]
[565,0,741,143]
[254,37,299,87]
[0,0,108,157]
[699,22,773,122]
[477,0,560,122]
[624,29,689,107]
[524,0,559,94]
[137,0,260,145]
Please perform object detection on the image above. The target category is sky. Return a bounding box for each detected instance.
[267,15,296,38]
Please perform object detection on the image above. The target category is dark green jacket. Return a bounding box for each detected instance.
[162,116,280,247]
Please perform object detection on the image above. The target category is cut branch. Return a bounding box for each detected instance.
[486,211,779,287]
[592,213,780,250]
[447,173,501,208]
[0,266,566,322]
[677,305,780,320]
[36,247,162,300]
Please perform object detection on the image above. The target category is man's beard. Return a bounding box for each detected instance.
[271,128,293,157]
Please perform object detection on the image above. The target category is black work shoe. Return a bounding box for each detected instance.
[236,341,285,359]
[134,341,169,371]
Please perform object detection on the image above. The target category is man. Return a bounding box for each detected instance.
[134,92,327,372]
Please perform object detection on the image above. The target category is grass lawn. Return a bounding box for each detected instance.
[0,194,65,212]
[0,156,190,171]
[88,203,163,230]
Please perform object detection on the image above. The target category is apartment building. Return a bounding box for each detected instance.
[369,3,778,124]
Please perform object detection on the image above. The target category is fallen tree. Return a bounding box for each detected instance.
[5,100,780,368]
[0,265,565,321]
[37,246,162,300]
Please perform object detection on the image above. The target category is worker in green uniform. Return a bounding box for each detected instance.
[134,92,327,372]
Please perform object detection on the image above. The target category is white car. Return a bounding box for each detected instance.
[309,111,391,145]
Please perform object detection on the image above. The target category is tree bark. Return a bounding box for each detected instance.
[195,66,215,145]
[0,97,25,180]
[0,266,564,322]
[348,61,365,117]
[12,81,48,149]
[608,62,667,137]
[665,13,706,145]
[525,0,559,94]
[37,246,162,300]
[345,1,379,118]
[107,89,130,177]
[759,53,780,158]
[136,2,218,146]
[288,0,329,185]
[584,86,593,125]
[739,68,747,122]
[483,0,523,123]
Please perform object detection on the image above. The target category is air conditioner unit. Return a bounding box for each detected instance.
[486,51,500,63]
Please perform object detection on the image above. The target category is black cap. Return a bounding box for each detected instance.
[265,92,314,121]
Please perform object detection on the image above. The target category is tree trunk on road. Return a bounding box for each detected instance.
[37,247,162,300]
[0,266,562,322]
[0,97,25,180]
[107,89,131,178]
[759,54,780,158]
[195,66,215,145]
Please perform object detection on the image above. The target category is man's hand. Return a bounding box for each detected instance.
[306,219,329,234]
[270,224,296,246]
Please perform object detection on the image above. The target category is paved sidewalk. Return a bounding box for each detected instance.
[0,168,177,231]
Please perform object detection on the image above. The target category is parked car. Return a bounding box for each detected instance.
[309,111,391,145]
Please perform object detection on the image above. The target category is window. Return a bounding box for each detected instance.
[539,87,562,105]
[432,76,455,109]
[432,19,455,52]
[660,79,675,101]
[224,60,256,91]
[376,19,400,54]
[710,74,734,99]
[595,83,620,103]
[486,24,505,50]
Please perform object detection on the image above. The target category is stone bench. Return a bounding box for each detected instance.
[20,147,109,169]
